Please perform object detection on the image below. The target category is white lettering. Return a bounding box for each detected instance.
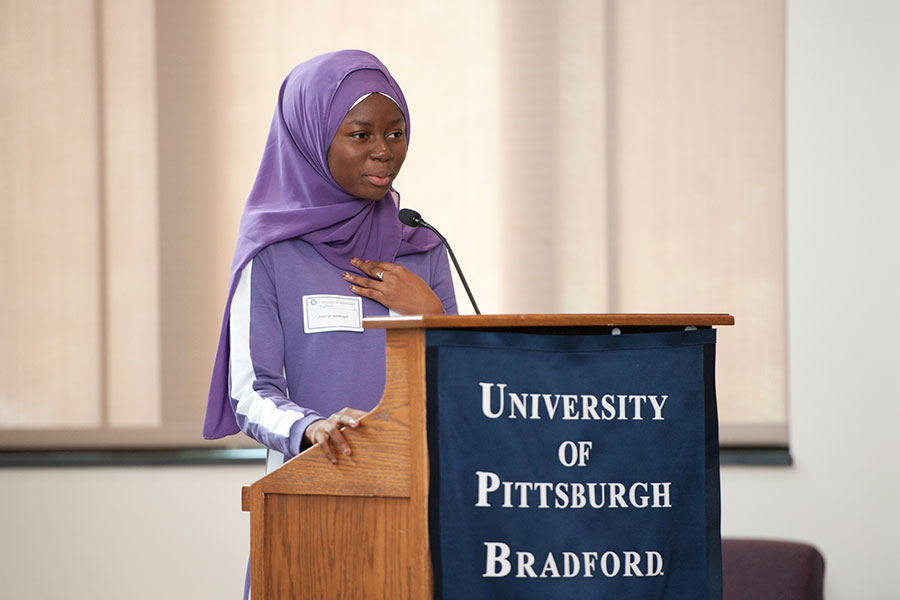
[617,395,629,420]
[630,395,647,420]
[483,542,511,577]
[482,546,665,579]
[608,483,627,508]
[479,382,505,419]
[582,395,601,420]
[535,482,553,508]
[650,395,668,420]
[601,394,616,420]
[509,392,528,419]
[653,482,672,508]
[555,483,569,509]
[578,441,593,465]
[588,483,606,508]
[624,551,643,576]
[477,382,669,421]
[501,481,514,508]
[563,552,581,577]
[475,475,672,510]
[582,552,598,577]
[516,552,537,578]
[542,394,560,419]
[513,481,534,508]
[630,482,649,508]
[570,483,586,509]
[558,441,577,467]
[475,471,499,507]
[646,551,665,576]
[601,551,621,577]
[558,441,593,467]
[562,395,579,419]
[540,553,561,578]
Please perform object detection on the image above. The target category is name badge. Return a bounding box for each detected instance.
[303,295,364,334]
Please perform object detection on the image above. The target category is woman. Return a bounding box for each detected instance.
[203,50,457,472]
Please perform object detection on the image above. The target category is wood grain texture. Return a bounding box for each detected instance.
[250,330,425,499]
[245,328,430,598]
[254,407,411,498]
[402,329,433,598]
[250,485,267,599]
[267,495,410,599]
[365,313,735,329]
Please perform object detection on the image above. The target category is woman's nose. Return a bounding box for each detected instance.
[370,138,392,161]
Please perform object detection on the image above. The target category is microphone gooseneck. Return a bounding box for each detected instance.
[398,208,481,315]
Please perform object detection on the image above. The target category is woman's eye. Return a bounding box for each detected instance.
[388,130,405,140]
[350,132,368,140]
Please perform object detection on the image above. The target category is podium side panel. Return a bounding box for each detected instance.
[266,494,410,599]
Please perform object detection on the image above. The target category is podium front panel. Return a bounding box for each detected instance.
[425,328,722,600]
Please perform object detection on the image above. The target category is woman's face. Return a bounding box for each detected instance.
[327,93,408,201]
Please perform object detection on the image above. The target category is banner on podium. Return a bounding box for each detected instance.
[426,328,721,600]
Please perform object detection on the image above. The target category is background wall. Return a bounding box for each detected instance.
[0,0,788,447]
[720,0,900,598]
[1,0,898,598]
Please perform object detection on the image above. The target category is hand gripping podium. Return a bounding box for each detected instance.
[241,314,733,599]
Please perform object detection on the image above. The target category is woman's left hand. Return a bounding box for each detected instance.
[344,257,444,315]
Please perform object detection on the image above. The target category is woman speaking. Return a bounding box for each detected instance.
[203,49,457,472]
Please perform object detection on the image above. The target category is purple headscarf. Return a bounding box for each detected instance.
[203,50,439,439]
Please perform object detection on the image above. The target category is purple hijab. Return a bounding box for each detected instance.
[203,50,439,439]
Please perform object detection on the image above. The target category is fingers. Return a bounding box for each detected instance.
[343,258,393,298]
[350,257,391,280]
[346,283,382,304]
[339,407,368,421]
[333,411,361,430]
[326,426,352,462]
[344,258,391,302]
[345,258,443,315]
[307,411,364,465]
[312,425,338,464]
[342,271,380,291]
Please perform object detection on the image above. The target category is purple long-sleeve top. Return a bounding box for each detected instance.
[228,237,457,464]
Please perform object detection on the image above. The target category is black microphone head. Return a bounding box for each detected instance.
[398,208,422,227]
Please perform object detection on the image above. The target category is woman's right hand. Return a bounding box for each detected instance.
[344,257,444,316]
[303,407,367,464]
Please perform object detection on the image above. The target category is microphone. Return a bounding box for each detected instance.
[399,208,481,315]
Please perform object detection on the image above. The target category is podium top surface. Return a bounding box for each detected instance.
[363,313,734,329]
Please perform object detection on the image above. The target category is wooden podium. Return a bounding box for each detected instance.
[241,314,733,599]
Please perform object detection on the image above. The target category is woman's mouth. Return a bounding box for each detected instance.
[364,173,392,187]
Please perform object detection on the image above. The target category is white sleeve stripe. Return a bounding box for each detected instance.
[229,259,304,438]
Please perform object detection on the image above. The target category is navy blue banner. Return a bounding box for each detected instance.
[426,328,721,600]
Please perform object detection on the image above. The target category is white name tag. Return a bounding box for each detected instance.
[303,295,364,334]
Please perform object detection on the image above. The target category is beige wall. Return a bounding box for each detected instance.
[0,465,255,597]
[721,0,900,597]
[0,0,104,428]
[1,0,786,448]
